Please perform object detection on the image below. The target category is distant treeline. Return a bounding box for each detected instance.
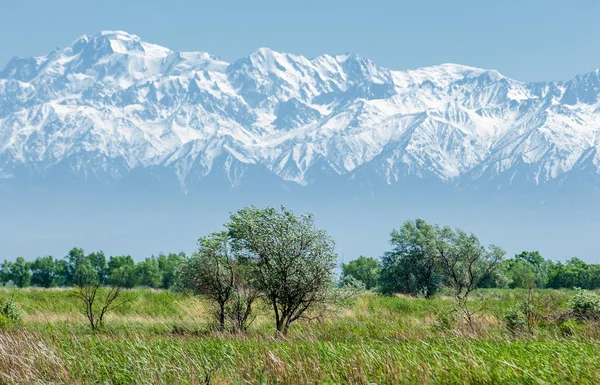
[2,221,600,292]
[0,249,186,289]
[342,220,600,294]
[343,254,600,294]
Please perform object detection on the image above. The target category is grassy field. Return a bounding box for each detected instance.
[1,287,599,384]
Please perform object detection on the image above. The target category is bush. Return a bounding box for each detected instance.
[569,288,600,320]
[503,308,527,335]
[0,298,23,329]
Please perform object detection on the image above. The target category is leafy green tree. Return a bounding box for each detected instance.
[107,255,137,288]
[342,256,381,290]
[380,219,441,297]
[547,258,600,289]
[64,248,93,286]
[54,259,69,287]
[157,252,187,289]
[30,256,60,288]
[435,226,505,327]
[135,258,163,288]
[3,257,32,288]
[505,251,549,289]
[380,219,505,327]
[87,251,108,285]
[0,263,9,286]
[179,232,246,330]
[588,264,600,289]
[227,206,337,335]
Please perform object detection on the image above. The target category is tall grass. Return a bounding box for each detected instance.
[0,287,598,384]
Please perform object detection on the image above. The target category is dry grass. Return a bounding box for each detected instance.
[0,332,71,385]
[0,288,598,384]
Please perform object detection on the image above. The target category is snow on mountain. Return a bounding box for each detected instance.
[1,30,600,189]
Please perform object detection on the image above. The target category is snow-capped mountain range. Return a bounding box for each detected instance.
[2,30,600,190]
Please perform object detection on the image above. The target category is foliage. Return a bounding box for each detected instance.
[178,231,258,331]
[0,297,23,329]
[0,250,188,290]
[157,252,187,289]
[71,268,130,330]
[504,251,550,289]
[436,227,505,327]
[559,320,584,337]
[2,241,600,294]
[107,255,137,288]
[228,206,338,335]
[135,258,163,288]
[503,308,527,335]
[65,248,94,286]
[380,219,441,297]
[342,256,381,290]
[432,311,457,332]
[1,257,32,288]
[380,219,505,304]
[569,288,600,320]
[547,258,600,290]
[380,218,504,329]
[30,256,64,288]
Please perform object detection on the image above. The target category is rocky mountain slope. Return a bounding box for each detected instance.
[2,30,600,190]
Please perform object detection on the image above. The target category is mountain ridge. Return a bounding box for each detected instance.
[2,30,600,191]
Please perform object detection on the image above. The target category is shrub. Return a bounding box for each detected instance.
[0,298,23,329]
[503,308,527,335]
[569,288,600,320]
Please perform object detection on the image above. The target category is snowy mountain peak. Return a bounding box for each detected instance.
[1,31,600,190]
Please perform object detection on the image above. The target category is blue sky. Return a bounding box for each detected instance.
[1,0,599,82]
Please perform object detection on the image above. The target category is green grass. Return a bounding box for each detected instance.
[0,287,598,384]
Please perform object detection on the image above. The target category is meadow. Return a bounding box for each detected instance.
[1,287,599,384]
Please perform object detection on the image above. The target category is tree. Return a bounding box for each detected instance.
[87,251,108,285]
[224,271,260,332]
[64,248,91,286]
[505,251,550,289]
[379,219,505,325]
[0,262,9,286]
[227,206,337,336]
[342,256,381,290]
[380,219,441,297]
[30,256,60,288]
[135,258,163,288]
[71,266,130,330]
[156,252,187,289]
[54,259,69,287]
[435,226,505,328]
[546,258,600,290]
[178,232,258,331]
[2,257,32,288]
[107,255,137,288]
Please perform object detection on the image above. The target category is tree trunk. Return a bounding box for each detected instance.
[283,322,290,336]
[219,303,225,330]
[276,318,286,336]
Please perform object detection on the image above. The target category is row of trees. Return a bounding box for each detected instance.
[0,250,187,289]
[342,220,600,294]
[4,221,597,295]
[2,212,599,334]
[3,221,598,295]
